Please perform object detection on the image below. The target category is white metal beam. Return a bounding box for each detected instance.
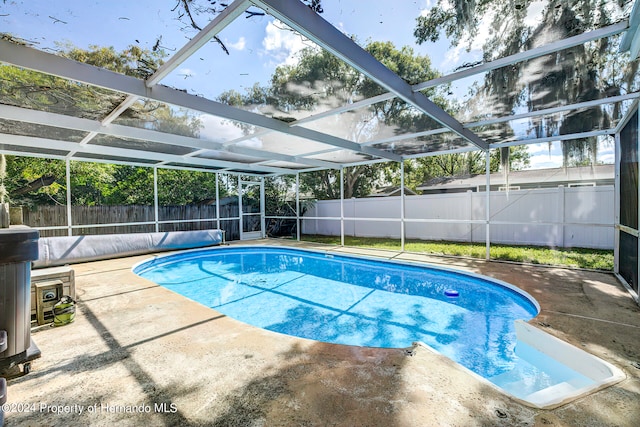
[0,133,292,174]
[0,39,400,162]
[251,0,488,150]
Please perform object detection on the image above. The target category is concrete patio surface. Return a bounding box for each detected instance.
[3,239,640,426]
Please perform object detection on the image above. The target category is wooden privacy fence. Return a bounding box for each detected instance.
[23,204,240,240]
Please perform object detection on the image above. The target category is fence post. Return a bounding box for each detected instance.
[558,185,565,248]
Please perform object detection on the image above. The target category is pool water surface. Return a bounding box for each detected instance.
[135,246,539,380]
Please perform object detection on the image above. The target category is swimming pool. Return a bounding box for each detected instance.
[134,245,624,408]
[134,246,538,373]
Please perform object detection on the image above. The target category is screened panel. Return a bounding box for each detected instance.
[90,134,195,156]
[0,118,88,143]
[194,151,266,163]
[0,144,69,157]
[469,101,634,145]
[619,231,639,293]
[112,100,204,137]
[6,156,68,229]
[74,153,158,164]
[260,161,312,170]
[319,0,630,71]
[264,175,297,237]
[620,110,638,229]
[245,132,344,156]
[158,221,219,233]
[371,132,470,155]
[308,150,376,164]
[300,100,443,144]
[68,163,155,229]
[217,174,240,240]
[157,169,218,223]
[0,1,195,79]
[163,10,389,123]
[0,64,128,121]
[430,39,639,128]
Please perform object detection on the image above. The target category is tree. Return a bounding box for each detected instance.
[383,146,530,191]
[415,0,636,167]
[157,169,222,206]
[0,44,208,207]
[223,41,448,199]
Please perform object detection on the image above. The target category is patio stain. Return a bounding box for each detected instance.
[3,241,640,426]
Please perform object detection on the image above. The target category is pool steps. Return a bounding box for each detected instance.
[509,320,625,408]
[414,320,625,409]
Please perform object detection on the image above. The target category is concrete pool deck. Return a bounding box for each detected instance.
[4,239,640,426]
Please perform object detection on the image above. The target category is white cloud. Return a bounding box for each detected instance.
[529,153,563,169]
[527,142,555,155]
[526,142,562,169]
[178,68,195,77]
[236,138,264,149]
[199,115,245,142]
[227,36,246,51]
[523,1,547,28]
[419,0,436,16]
[597,138,615,164]
[262,20,312,66]
[598,152,615,164]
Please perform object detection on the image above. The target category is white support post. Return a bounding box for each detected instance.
[153,166,159,233]
[296,173,301,241]
[66,159,72,236]
[238,175,243,241]
[614,133,621,275]
[215,172,220,231]
[485,151,491,260]
[400,161,405,251]
[260,177,266,238]
[340,167,344,247]
[558,185,565,247]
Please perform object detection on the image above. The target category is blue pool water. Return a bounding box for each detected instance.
[134,246,540,380]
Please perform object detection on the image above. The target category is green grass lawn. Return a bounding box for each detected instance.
[300,235,614,271]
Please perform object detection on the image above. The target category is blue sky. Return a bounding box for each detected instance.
[0,0,616,168]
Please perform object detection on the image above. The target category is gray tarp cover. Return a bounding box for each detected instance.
[34,230,224,268]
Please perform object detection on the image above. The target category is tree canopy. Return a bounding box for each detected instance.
[0,44,213,207]
[415,0,636,167]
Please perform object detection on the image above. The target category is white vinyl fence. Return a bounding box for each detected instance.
[302,186,614,249]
